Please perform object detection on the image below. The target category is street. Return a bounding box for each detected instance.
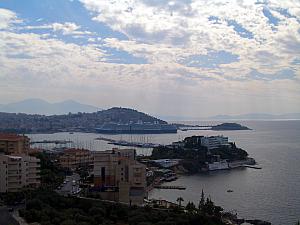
[0,207,19,225]
[56,173,81,196]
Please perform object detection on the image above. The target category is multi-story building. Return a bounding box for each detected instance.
[200,136,229,150]
[0,154,40,193]
[0,133,30,155]
[58,148,92,170]
[93,148,146,205]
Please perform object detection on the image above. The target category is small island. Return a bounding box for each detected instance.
[174,122,251,131]
[211,123,251,130]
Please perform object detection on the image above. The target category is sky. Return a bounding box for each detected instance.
[0,0,300,117]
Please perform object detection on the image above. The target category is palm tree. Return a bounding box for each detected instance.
[176,197,184,207]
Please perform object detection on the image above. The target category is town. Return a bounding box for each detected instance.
[0,133,268,225]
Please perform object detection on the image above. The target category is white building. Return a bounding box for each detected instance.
[0,154,40,193]
[200,136,229,150]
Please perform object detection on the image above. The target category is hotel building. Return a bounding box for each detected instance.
[93,149,146,205]
[200,135,229,150]
[58,148,92,170]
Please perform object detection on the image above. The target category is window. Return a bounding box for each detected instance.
[101,167,105,182]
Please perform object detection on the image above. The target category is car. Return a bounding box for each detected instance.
[8,207,14,212]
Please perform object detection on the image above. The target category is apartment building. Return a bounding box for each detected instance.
[93,148,146,205]
[0,133,30,155]
[58,148,92,170]
[0,154,40,193]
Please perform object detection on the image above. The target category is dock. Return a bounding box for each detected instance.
[244,165,262,169]
[30,140,73,144]
[154,185,186,190]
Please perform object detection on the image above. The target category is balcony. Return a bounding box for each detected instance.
[7,166,22,172]
[7,177,21,183]
[7,171,20,176]
[28,164,40,168]
[27,174,41,179]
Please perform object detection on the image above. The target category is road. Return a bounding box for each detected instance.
[0,207,20,225]
[56,173,81,196]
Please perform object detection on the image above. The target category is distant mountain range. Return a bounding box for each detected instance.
[0,99,100,115]
[207,113,300,120]
[1,99,299,120]
[160,113,300,121]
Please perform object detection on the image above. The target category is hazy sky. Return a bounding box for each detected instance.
[0,0,299,117]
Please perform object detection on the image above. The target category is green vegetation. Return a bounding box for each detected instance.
[18,190,227,225]
[176,197,184,207]
[33,152,65,189]
[211,123,250,130]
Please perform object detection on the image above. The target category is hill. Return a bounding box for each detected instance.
[0,107,167,133]
[0,99,100,115]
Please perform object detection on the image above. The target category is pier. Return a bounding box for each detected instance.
[30,140,73,145]
[154,185,186,190]
[244,165,262,169]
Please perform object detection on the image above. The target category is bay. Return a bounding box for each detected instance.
[28,120,300,225]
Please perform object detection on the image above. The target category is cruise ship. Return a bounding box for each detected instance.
[95,123,177,134]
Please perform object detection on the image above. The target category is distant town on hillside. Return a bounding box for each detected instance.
[0,107,167,133]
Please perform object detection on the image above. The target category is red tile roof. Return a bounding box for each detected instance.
[0,133,29,141]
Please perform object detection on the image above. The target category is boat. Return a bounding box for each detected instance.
[95,122,177,134]
[227,189,234,193]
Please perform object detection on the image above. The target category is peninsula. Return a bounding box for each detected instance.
[148,135,256,173]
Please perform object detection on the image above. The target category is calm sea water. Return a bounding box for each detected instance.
[28,120,300,225]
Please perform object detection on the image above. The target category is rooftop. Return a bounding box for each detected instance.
[0,133,29,141]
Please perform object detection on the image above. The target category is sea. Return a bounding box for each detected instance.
[28,120,300,225]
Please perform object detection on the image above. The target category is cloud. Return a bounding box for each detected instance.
[79,0,300,77]
[0,2,300,116]
[0,8,20,29]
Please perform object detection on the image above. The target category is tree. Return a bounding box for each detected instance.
[199,189,205,211]
[296,221,300,225]
[176,197,184,207]
[185,202,196,212]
